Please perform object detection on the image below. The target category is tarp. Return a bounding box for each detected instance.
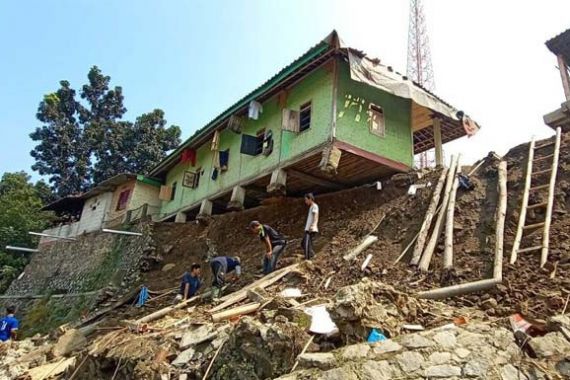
[347,50,460,121]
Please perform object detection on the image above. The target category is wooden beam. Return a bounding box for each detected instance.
[558,55,570,101]
[287,169,345,190]
[433,118,443,166]
[333,140,410,172]
[343,235,378,261]
[211,302,261,322]
[417,278,499,300]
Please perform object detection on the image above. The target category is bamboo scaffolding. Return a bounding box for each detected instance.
[541,127,562,267]
[443,176,459,270]
[494,161,508,280]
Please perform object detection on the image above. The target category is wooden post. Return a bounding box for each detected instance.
[418,155,459,272]
[227,186,246,210]
[211,302,261,322]
[541,127,562,267]
[410,167,449,266]
[495,161,507,281]
[417,278,499,300]
[558,55,570,101]
[267,169,287,194]
[510,137,535,264]
[444,175,460,270]
[433,118,443,166]
[343,235,378,261]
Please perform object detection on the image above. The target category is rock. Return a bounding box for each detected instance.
[172,347,195,367]
[52,329,87,357]
[371,339,402,356]
[162,263,176,272]
[318,367,358,380]
[398,334,434,349]
[481,298,497,310]
[454,347,470,359]
[340,343,370,360]
[425,365,462,378]
[179,374,188,380]
[179,325,217,349]
[556,359,570,377]
[427,352,452,365]
[396,351,424,372]
[528,332,570,358]
[298,353,337,370]
[463,360,489,378]
[360,360,397,380]
[457,331,486,348]
[432,331,457,348]
[500,364,528,380]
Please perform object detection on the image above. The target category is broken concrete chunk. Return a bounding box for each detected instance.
[179,325,217,349]
[297,352,337,370]
[172,347,195,367]
[529,332,570,358]
[162,263,176,272]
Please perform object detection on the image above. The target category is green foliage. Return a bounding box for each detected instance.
[0,172,54,293]
[82,237,125,291]
[20,295,91,337]
[30,66,181,195]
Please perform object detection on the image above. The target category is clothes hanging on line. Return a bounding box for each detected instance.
[248,100,263,120]
[180,149,197,166]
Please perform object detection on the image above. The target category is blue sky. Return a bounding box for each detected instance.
[1,0,570,178]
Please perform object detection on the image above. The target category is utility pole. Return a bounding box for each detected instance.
[407,0,437,168]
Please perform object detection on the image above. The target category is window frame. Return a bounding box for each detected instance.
[368,103,386,138]
[116,189,130,211]
[299,102,312,132]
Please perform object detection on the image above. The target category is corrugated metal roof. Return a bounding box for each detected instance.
[546,28,570,62]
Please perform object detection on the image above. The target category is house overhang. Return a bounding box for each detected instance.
[544,100,570,132]
[546,28,570,64]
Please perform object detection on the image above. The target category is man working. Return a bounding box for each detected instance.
[302,193,319,260]
[210,256,241,299]
[0,306,18,342]
[176,263,202,302]
[249,221,287,274]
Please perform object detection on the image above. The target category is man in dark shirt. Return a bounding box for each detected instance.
[0,306,18,342]
[177,263,202,302]
[210,256,242,299]
[249,220,287,275]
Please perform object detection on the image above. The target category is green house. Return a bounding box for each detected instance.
[149,31,477,222]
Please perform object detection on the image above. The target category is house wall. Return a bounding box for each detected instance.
[160,64,334,216]
[77,192,113,233]
[106,180,137,225]
[335,60,414,167]
[130,182,161,218]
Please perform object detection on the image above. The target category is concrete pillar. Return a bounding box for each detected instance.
[433,118,443,166]
[266,169,287,195]
[175,211,187,223]
[227,186,245,210]
[198,199,213,216]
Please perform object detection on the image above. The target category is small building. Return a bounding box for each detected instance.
[544,28,570,131]
[40,174,161,243]
[149,31,478,222]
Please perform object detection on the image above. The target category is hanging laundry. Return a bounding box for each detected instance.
[248,100,263,120]
[211,168,219,181]
[461,115,480,137]
[262,130,274,156]
[136,286,149,307]
[228,115,244,134]
[219,149,230,171]
[212,150,221,170]
[211,130,220,151]
[180,148,197,166]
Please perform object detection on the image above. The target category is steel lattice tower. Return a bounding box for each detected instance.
[407,0,436,167]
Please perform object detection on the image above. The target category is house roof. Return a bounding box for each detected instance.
[41,195,84,213]
[149,30,476,177]
[546,28,570,63]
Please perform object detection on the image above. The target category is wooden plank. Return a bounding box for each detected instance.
[410,168,449,266]
[287,169,345,190]
[541,127,562,267]
[211,302,261,322]
[417,278,499,300]
[494,161,507,281]
[510,137,535,264]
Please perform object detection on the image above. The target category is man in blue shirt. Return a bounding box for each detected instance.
[210,256,241,299]
[249,221,287,274]
[176,264,202,302]
[0,306,19,342]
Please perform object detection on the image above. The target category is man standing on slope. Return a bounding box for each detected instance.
[249,221,287,275]
[210,256,241,299]
[0,306,18,343]
[302,193,319,260]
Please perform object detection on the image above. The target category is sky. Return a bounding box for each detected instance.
[1,0,569,179]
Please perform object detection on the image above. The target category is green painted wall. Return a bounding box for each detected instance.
[159,65,333,216]
[335,60,413,166]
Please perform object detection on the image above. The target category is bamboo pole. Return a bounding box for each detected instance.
[134,292,206,325]
[5,245,39,253]
[410,167,449,266]
[494,161,508,280]
[102,229,142,236]
[510,136,535,264]
[203,338,227,380]
[416,278,500,300]
[541,127,562,267]
[290,335,315,373]
[443,177,459,270]
[418,155,459,272]
[343,235,378,261]
[209,264,299,313]
[211,302,261,322]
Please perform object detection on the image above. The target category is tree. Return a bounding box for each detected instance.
[30,82,91,197]
[0,172,54,293]
[30,66,181,194]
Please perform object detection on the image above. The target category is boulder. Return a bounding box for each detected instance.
[52,329,87,357]
[179,325,217,349]
[529,332,570,358]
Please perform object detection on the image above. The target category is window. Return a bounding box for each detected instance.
[299,102,311,132]
[171,181,177,201]
[240,129,265,156]
[369,104,385,137]
[116,190,130,211]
